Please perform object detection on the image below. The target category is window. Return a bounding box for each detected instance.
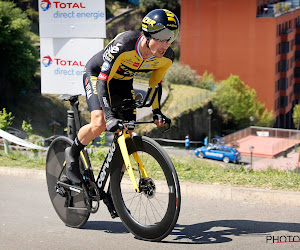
[279,24,282,36]
[278,43,281,54]
[294,67,300,78]
[278,61,281,73]
[290,74,294,86]
[294,83,300,94]
[281,60,288,72]
[290,92,293,103]
[280,78,288,90]
[290,57,294,69]
[281,42,289,54]
[282,22,288,33]
[280,96,287,108]
[296,34,300,45]
[295,51,300,62]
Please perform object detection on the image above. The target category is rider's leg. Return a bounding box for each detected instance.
[77,110,106,145]
[65,110,106,183]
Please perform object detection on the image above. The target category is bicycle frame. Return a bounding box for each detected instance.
[93,129,149,195]
[117,131,148,193]
[59,85,164,197]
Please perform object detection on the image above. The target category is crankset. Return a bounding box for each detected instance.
[55,180,100,214]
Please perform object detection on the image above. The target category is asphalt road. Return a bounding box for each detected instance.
[1,175,300,249]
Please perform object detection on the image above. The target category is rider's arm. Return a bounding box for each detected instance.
[148,61,172,110]
[148,62,172,126]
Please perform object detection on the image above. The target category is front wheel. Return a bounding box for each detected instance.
[110,136,181,242]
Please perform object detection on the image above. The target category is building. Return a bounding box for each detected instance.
[181,0,300,128]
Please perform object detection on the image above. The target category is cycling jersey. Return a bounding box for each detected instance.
[83,30,175,122]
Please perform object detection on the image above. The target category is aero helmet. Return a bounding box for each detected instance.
[142,9,179,44]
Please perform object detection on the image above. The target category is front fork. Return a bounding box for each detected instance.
[117,131,148,193]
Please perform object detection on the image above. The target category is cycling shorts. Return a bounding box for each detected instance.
[83,74,136,122]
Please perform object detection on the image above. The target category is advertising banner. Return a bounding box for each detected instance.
[40,38,104,95]
[39,0,106,38]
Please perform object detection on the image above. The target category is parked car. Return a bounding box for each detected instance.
[194,144,241,163]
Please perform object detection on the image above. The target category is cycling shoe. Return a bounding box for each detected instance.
[64,147,82,184]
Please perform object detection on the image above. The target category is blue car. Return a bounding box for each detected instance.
[194,145,241,163]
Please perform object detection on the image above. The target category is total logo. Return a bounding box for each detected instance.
[40,0,51,11]
[40,0,86,11]
[42,56,53,67]
[42,55,85,76]
[42,56,85,67]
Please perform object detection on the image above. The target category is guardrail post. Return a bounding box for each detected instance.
[4,139,10,154]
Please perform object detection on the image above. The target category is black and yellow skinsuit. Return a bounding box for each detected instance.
[83,30,175,123]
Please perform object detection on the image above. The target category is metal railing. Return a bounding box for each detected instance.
[166,91,211,118]
[222,126,300,155]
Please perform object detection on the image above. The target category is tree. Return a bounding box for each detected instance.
[212,75,274,127]
[139,0,180,15]
[199,71,216,90]
[293,104,300,129]
[0,1,38,105]
[0,108,14,131]
[164,62,200,86]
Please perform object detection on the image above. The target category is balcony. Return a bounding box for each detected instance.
[257,2,300,18]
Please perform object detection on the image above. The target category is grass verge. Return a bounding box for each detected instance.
[1,150,300,192]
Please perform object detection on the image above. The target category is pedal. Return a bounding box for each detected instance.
[57,181,83,194]
[55,185,66,197]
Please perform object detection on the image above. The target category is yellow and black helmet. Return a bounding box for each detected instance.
[142,9,179,44]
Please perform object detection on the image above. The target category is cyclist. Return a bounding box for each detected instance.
[185,135,190,153]
[64,9,180,186]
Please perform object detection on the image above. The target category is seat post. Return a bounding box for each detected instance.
[67,96,81,140]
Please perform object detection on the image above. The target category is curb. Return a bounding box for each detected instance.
[1,166,300,207]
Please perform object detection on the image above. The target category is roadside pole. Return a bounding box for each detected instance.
[296,146,300,172]
[4,139,10,154]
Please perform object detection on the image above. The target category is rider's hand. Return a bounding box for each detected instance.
[153,109,171,127]
[106,118,123,133]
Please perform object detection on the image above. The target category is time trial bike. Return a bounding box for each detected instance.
[45,87,181,241]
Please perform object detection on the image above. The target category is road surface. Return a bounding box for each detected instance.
[1,175,300,249]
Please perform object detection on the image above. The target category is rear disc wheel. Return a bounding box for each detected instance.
[46,136,90,228]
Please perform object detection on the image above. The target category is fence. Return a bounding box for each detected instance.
[223,126,300,142]
[222,126,300,156]
[137,90,211,122]
[166,91,211,118]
